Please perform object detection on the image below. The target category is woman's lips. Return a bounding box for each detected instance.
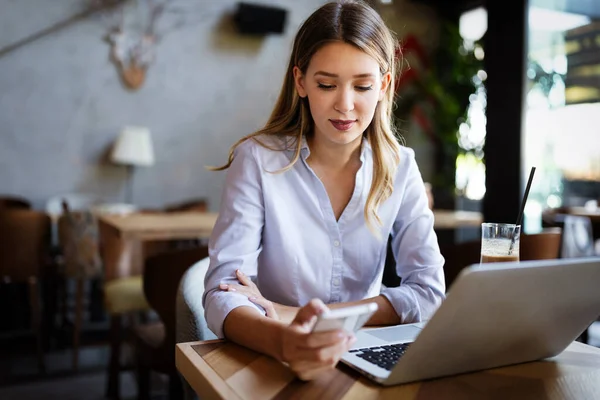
[330,119,356,131]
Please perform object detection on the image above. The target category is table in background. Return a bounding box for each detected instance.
[565,206,600,223]
[432,209,482,230]
[543,206,600,242]
[98,212,218,280]
[177,339,600,399]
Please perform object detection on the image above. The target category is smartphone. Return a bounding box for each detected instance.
[312,302,378,334]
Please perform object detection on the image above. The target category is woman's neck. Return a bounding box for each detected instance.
[306,134,363,170]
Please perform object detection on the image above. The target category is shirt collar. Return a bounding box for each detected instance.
[299,135,371,161]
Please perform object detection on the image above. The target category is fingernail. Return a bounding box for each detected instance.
[236,269,243,275]
[219,284,228,289]
[229,287,236,292]
[337,331,345,339]
[249,296,256,301]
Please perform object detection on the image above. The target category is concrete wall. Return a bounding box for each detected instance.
[0,0,329,210]
[0,0,437,211]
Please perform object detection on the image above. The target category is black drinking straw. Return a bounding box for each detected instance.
[508,166,536,255]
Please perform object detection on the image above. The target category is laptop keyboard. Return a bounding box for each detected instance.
[349,343,411,371]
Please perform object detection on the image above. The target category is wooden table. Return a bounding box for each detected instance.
[98,211,218,240]
[96,209,479,279]
[176,339,600,399]
[98,212,218,280]
[98,210,478,235]
[565,206,600,223]
[432,209,483,229]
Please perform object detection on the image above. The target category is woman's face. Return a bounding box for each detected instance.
[294,41,391,148]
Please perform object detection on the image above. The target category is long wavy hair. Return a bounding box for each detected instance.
[214,0,402,231]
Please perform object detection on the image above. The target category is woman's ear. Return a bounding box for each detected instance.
[378,71,392,101]
[293,66,308,98]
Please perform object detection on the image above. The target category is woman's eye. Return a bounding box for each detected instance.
[356,86,373,92]
[317,83,335,90]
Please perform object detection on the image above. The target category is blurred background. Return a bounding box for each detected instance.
[1,0,599,399]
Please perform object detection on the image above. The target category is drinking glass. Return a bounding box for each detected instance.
[480,223,521,263]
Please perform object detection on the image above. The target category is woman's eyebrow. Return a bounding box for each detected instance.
[313,71,375,78]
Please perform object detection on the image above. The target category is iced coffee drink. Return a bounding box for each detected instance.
[480,223,521,264]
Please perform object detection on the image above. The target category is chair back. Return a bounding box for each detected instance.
[561,215,595,258]
[143,246,209,359]
[164,198,208,213]
[520,228,562,261]
[46,193,103,217]
[0,195,31,210]
[58,208,102,279]
[0,210,51,282]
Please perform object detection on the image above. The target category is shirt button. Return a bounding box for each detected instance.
[332,278,341,286]
[333,240,340,247]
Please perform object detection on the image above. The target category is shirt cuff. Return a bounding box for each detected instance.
[204,289,266,338]
[380,285,421,324]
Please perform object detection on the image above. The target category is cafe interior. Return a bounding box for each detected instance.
[1,0,599,398]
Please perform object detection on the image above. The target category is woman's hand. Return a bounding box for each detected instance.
[278,299,356,381]
[219,269,279,319]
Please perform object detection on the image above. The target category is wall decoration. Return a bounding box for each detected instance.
[105,0,166,90]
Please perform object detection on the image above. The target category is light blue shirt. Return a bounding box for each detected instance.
[203,135,445,338]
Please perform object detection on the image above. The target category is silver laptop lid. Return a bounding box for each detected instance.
[385,257,600,385]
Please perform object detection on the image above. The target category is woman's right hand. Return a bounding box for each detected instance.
[278,299,356,381]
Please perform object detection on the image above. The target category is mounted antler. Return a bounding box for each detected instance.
[107,0,165,90]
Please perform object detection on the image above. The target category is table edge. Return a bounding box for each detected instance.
[176,342,242,400]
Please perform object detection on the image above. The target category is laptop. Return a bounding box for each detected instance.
[341,257,600,385]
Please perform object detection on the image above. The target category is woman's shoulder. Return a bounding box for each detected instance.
[365,139,415,164]
[235,134,290,156]
[397,144,415,158]
[233,134,297,172]
[391,145,421,185]
[397,145,417,168]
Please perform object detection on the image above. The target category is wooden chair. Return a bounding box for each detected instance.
[100,206,208,399]
[0,195,31,210]
[0,210,51,373]
[134,246,209,400]
[57,204,103,370]
[520,228,562,261]
[99,219,150,400]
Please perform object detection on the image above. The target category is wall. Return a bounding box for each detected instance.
[0,0,438,211]
[0,0,327,210]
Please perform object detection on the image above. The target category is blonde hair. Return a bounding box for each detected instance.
[214,0,402,230]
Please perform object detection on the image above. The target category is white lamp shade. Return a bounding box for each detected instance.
[111,126,155,167]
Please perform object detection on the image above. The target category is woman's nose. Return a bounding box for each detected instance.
[334,88,354,113]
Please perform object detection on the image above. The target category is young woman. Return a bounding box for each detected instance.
[203,0,445,380]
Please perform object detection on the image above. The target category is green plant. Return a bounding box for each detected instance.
[394,22,484,196]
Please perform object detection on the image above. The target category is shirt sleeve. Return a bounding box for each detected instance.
[380,149,446,323]
[203,140,266,338]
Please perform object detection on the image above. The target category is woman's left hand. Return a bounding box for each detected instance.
[219,270,280,320]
